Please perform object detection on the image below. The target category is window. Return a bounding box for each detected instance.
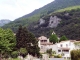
[41,46,43,49]
[60,44,62,47]
[51,21,53,23]
[41,40,43,42]
[66,44,68,47]
[62,50,69,52]
[58,50,61,52]
[44,40,47,42]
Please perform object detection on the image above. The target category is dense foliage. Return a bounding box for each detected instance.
[28,8,80,40]
[46,49,52,57]
[1,0,80,40]
[2,0,80,33]
[16,26,40,57]
[71,49,80,60]
[59,35,68,42]
[54,9,80,40]
[49,34,58,44]
[0,28,16,60]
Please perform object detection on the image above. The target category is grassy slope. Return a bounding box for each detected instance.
[54,5,80,13]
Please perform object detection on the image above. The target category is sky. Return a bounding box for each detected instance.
[0,0,54,21]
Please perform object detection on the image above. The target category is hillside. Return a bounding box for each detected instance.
[54,5,80,13]
[28,8,80,40]
[0,19,11,27]
[2,0,80,32]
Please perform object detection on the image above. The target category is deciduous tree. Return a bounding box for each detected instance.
[0,28,16,60]
[59,35,68,42]
[49,34,58,44]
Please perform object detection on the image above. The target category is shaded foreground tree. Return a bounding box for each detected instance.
[16,26,40,57]
[0,28,16,60]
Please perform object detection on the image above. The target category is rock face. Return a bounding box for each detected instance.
[39,18,45,25]
[0,19,11,26]
[64,13,69,16]
[48,16,61,28]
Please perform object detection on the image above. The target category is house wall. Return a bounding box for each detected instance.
[38,36,80,58]
[56,41,75,57]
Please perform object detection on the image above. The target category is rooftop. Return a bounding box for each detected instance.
[41,42,53,45]
[38,36,48,40]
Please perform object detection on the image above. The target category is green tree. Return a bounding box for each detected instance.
[49,34,58,44]
[71,49,80,60]
[0,28,16,60]
[46,49,52,57]
[11,51,18,58]
[59,35,68,42]
[16,26,40,57]
[19,48,27,57]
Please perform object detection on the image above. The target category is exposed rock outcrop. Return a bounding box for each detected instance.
[64,13,69,16]
[39,18,45,25]
[48,16,61,28]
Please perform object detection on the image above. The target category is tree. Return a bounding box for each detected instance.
[0,28,16,60]
[49,34,58,44]
[59,35,68,42]
[71,49,80,60]
[16,26,40,57]
[46,49,52,57]
[19,48,27,57]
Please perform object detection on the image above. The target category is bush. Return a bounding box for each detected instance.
[46,49,52,57]
[46,49,52,55]
[52,51,56,54]
[19,48,27,57]
[11,51,19,58]
[71,49,80,60]
[54,54,62,58]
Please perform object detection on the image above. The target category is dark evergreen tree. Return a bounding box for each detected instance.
[16,26,40,57]
[49,34,58,44]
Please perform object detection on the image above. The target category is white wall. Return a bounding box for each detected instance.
[56,41,75,57]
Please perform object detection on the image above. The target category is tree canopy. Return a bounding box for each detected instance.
[0,28,16,60]
[49,34,58,44]
[59,35,68,42]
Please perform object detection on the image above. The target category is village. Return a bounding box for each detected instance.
[0,0,80,60]
[19,32,80,60]
[0,27,80,60]
[37,36,80,60]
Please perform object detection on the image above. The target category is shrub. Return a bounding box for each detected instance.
[19,48,27,57]
[46,49,52,57]
[11,51,19,58]
[46,49,52,55]
[71,49,80,60]
[54,54,62,58]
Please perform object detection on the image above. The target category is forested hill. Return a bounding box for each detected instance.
[28,8,80,40]
[2,0,80,32]
[18,0,80,19]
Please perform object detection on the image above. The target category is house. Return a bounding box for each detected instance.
[38,36,80,59]
[38,36,53,53]
[52,40,80,59]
